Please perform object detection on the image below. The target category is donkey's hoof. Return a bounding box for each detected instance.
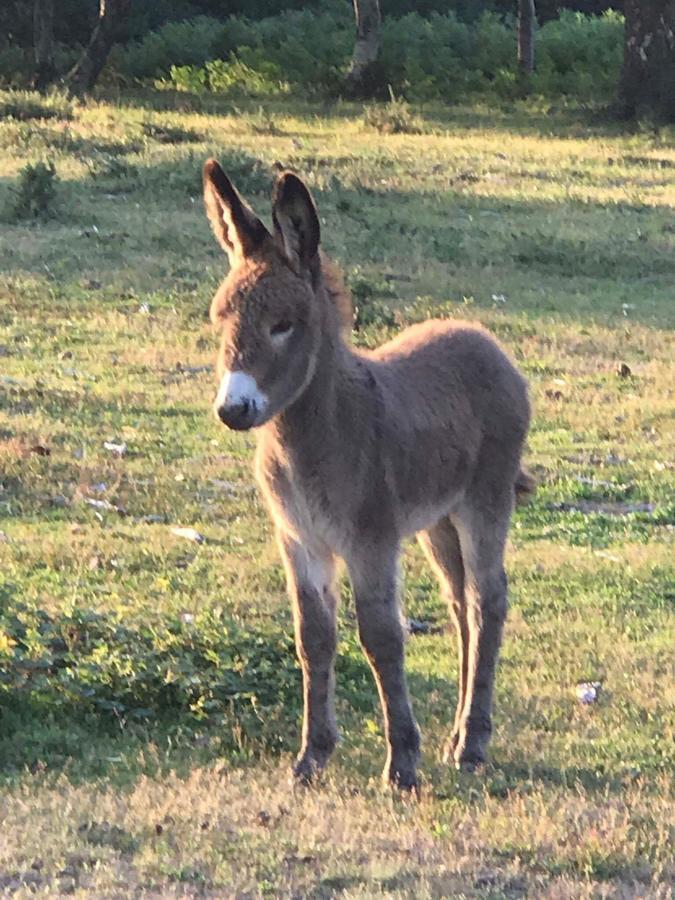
[383,764,419,795]
[453,745,487,774]
[453,717,491,772]
[292,757,319,787]
[455,757,485,774]
[292,749,332,787]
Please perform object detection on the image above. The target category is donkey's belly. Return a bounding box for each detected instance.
[289,473,462,552]
[395,493,462,538]
[258,431,469,554]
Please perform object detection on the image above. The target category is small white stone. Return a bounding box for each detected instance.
[171,526,204,544]
[103,441,127,457]
[576,682,601,704]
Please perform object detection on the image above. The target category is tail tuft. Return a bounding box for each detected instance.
[515,468,536,505]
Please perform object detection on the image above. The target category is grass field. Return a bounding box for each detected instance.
[0,89,673,897]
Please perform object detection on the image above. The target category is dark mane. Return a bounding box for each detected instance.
[320,252,354,335]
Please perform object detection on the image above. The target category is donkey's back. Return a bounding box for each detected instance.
[362,318,530,531]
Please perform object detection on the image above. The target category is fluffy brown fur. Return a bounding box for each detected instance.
[203,159,532,788]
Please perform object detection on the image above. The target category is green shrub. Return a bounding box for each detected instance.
[0,602,302,755]
[380,11,474,101]
[109,15,226,82]
[165,63,209,94]
[362,93,424,134]
[0,47,33,88]
[108,7,623,104]
[165,56,288,97]
[204,55,287,96]
[533,11,623,101]
[6,160,59,220]
[348,269,398,329]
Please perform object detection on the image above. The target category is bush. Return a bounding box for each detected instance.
[108,15,226,82]
[6,160,59,221]
[533,11,623,101]
[0,602,302,755]
[362,93,424,134]
[115,5,352,93]
[165,57,287,97]
[109,7,623,105]
[0,47,33,88]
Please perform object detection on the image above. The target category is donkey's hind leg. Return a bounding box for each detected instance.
[278,532,339,783]
[417,517,467,762]
[451,493,513,771]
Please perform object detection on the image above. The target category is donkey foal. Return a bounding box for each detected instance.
[203,159,532,789]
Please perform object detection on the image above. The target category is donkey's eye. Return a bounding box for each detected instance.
[270,320,293,339]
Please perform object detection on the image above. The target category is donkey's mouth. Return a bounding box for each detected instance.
[215,399,259,431]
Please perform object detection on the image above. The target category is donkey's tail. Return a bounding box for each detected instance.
[515,468,536,506]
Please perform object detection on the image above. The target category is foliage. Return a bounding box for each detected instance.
[5,159,58,220]
[362,92,424,134]
[0,6,625,104]
[136,7,352,96]
[120,9,624,104]
[0,602,302,755]
[107,15,227,83]
[167,56,288,98]
[348,269,399,329]
[0,0,624,54]
[533,10,624,101]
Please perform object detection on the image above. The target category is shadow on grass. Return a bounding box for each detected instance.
[0,577,627,800]
[97,88,655,141]
[1,153,673,328]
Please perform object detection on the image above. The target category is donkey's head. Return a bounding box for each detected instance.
[204,159,323,431]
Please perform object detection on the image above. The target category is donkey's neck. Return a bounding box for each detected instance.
[272,320,349,446]
[263,267,359,454]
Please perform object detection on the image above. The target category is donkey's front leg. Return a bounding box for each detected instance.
[278,533,339,783]
[349,546,420,790]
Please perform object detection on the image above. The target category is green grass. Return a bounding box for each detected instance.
[0,89,673,897]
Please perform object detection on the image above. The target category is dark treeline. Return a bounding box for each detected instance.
[2,0,672,122]
[2,0,621,48]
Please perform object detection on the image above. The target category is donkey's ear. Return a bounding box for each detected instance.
[272,172,320,274]
[203,158,268,263]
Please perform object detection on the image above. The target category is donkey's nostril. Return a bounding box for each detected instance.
[217,399,256,431]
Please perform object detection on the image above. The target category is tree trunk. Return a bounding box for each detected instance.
[33,0,55,92]
[345,0,382,96]
[517,0,536,76]
[619,0,675,121]
[64,0,131,95]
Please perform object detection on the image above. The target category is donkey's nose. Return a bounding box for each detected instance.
[216,399,257,431]
[214,369,267,430]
